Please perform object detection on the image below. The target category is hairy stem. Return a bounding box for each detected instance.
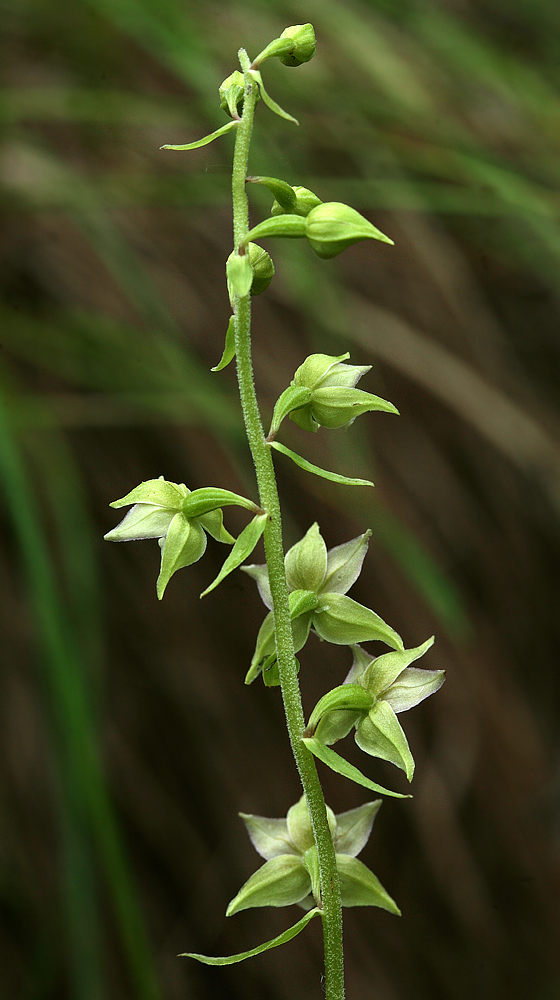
[230,56,344,1000]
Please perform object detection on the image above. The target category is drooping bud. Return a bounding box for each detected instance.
[271,185,323,217]
[252,23,316,69]
[277,24,316,66]
[305,202,393,259]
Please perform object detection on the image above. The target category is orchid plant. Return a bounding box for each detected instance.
[105,24,444,1000]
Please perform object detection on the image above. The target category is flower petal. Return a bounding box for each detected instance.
[239,814,296,860]
[383,667,445,713]
[333,801,381,857]
[104,503,175,542]
[321,531,371,595]
[362,637,435,696]
[241,563,273,609]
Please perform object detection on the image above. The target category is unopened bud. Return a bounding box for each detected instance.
[271,185,322,218]
[278,24,316,66]
[219,70,259,118]
[247,242,275,295]
[305,202,393,259]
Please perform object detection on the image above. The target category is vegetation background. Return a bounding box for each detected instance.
[2,0,560,997]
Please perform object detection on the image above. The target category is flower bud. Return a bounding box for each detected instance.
[293,353,368,391]
[219,70,260,119]
[247,242,275,295]
[278,24,316,66]
[305,202,393,259]
[271,186,322,218]
[286,352,398,432]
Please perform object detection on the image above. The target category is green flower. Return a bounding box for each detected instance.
[104,478,233,600]
[226,795,399,916]
[269,352,398,436]
[242,523,403,684]
[308,639,445,781]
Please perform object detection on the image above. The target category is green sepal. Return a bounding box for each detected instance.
[293,353,351,389]
[313,593,404,649]
[270,442,374,488]
[160,120,238,151]
[261,654,280,687]
[243,214,307,245]
[248,69,299,124]
[246,612,275,684]
[310,386,399,428]
[336,856,400,913]
[181,907,321,965]
[247,176,297,212]
[211,315,236,372]
[286,796,336,854]
[307,684,374,733]
[302,847,321,904]
[226,855,310,915]
[302,738,409,798]
[314,708,362,746]
[200,513,268,597]
[305,202,394,259]
[197,508,235,544]
[227,251,253,300]
[246,594,314,685]
[110,479,186,510]
[355,701,415,781]
[182,488,260,518]
[268,385,312,438]
[362,637,435,695]
[157,514,206,600]
[285,524,327,593]
[288,404,318,433]
[289,589,319,619]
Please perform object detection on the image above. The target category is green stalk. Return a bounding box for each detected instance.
[230,50,344,1000]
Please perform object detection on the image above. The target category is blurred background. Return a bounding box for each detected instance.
[2,0,560,997]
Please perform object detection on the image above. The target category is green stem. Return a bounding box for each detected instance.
[230,55,344,1000]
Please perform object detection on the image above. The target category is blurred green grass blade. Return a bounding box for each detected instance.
[78,0,216,92]
[0,305,243,438]
[0,389,162,1000]
[0,86,193,126]
[374,509,471,641]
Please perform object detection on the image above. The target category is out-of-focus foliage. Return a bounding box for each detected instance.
[1,1,560,998]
